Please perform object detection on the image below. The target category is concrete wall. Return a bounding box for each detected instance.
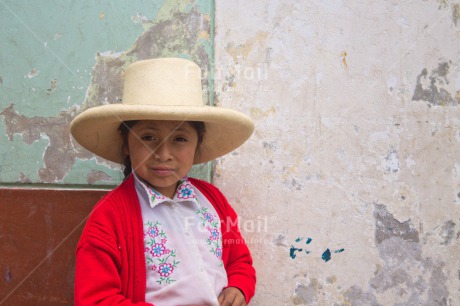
[213,1,460,305]
[1,0,459,305]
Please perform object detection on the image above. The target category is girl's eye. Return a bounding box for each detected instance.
[175,137,187,142]
[141,135,155,141]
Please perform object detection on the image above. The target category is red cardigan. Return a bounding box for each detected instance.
[74,176,256,305]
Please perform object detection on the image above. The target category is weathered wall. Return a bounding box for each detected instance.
[213,0,460,305]
[0,0,214,186]
[1,0,459,305]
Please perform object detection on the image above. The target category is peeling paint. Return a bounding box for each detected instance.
[0,4,212,184]
[249,106,276,119]
[454,3,460,26]
[374,203,419,244]
[225,31,269,62]
[383,149,400,174]
[292,279,320,305]
[436,220,456,245]
[412,61,458,106]
[273,234,288,246]
[453,163,460,205]
[46,79,58,95]
[87,170,114,184]
[262,140,277,150]
[344,286,381,306]
[368,203,449,305]
[25,68,39,79]
[0,104,90,182]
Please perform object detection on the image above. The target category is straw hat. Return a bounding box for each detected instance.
[70,58,254,165]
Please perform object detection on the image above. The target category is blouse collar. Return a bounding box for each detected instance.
[132,172,198,209]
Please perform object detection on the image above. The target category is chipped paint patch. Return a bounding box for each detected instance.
[340,203,452,304]
[383,149,400,174]
[453,3,460,26]
[46,79,58,95]
[292,279,320,305]
[454,163,460,205]
[87,170,114,184]
[344,286,381,305]
[225,31,269,62]
[412,61,458,106]
[436,220,456,245]
[273,234,288,247]
[374,203,419,244]
[250,106,276,119]
[369,203,448,304]
[25,68,39,79]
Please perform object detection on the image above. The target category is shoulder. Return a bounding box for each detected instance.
[86,176,137,224]
[78,176,138,246]
[97,177,134,206]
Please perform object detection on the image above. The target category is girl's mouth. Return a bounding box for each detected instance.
[151,167,174,176]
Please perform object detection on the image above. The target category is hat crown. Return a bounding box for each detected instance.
[122,58,203,107]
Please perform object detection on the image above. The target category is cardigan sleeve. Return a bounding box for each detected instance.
[74,202,153,306]
[220,199,256,304]
[190,178,256,304]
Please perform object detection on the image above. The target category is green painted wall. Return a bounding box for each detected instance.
[0,0,214,186]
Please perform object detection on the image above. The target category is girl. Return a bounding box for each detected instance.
[70,58,256,306]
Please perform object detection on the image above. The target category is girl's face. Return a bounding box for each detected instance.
[125,120,199,198]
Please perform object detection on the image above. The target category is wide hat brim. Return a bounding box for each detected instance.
[70,104,254,165]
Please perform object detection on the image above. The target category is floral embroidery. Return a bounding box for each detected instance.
[144,221,180,285]
[176,181,196,200]
[145,187,166,207]
[208,228,220,241]
[146,224,160,238]
[158,263,174,277]
[203,212,214,222]
[151,243,168,257]
[196,207,223,265]
[214,247,222,259]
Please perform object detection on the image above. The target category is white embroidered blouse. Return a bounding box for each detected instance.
[133,173,228,306]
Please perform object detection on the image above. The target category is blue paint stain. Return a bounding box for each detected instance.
[321,248,331,262]
[290,235,345,261]
[290,245,303,259]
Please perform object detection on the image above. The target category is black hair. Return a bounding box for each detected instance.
[118,120,205,179]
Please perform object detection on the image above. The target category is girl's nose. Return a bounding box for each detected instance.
[153,142,171,161]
